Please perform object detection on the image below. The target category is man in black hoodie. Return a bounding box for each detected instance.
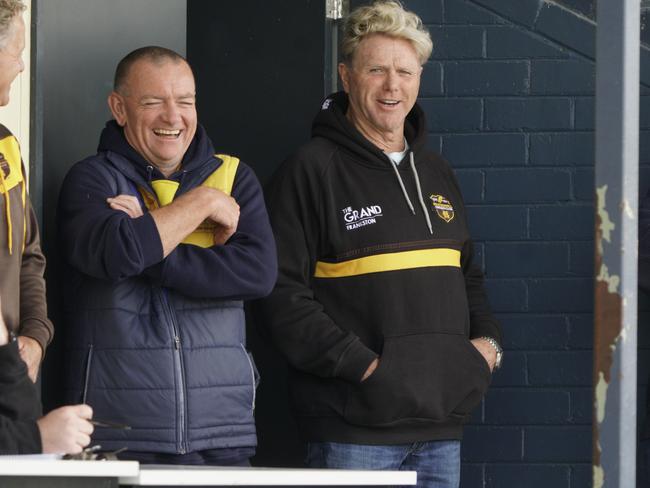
[257,2,501,487]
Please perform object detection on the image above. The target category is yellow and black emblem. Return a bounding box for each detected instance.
[429,194,454,223]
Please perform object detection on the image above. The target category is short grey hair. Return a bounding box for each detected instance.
[114,46,190,95]
[0,0,25,49]
[341,1,433,65]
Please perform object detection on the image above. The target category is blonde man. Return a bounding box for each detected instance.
[258,2,501,486]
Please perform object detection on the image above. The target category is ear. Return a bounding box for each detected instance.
[108,91,127,126]
[338,62,351,93]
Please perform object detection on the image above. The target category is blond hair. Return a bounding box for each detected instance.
[341,1,433,65]
[0,0,24,48]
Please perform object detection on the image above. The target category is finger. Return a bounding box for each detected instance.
[109,202,138,218]
[74,404,94,419]
[68,443,84,455]
[113,196,140,209]
[77,433,91,448]
[118,201,143,218]
[110,194,138,203]
[108,200,132,211]
[109,196,141,210]
[78,419,94,435]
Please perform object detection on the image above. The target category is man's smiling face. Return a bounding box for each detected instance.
[339,34,422,144]
[109,58,197,176]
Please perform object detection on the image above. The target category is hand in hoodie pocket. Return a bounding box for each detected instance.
[343,332,491,426]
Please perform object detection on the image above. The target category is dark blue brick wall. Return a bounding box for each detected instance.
[531,60,595,95]
[446,61,529,96]
[529,132,595,166]
[421,98,482,132]
[486,464,571,488]
[486,26,569,59]
[485,168,571,202]
[485,97,572,131]
[442,133,526,167]
[398,0,650,485]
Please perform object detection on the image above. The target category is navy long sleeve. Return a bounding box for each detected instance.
[58,157,164,282]
[58,155,276,300]
[147,163,277,299]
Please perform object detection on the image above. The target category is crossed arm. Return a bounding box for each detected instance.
[58,160,276,300]
[107,185,240,256]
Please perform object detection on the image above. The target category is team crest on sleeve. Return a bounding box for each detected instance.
[429,194,455,223]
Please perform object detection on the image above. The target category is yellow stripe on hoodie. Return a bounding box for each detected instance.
[314,248,461,278]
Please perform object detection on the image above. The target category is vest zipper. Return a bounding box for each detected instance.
[160,288,188,455]
[240,344,257,413]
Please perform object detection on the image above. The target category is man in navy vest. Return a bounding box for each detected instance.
[58,46,277,465]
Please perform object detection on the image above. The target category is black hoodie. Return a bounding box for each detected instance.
[0,340,41,453]
[258,92,501,444]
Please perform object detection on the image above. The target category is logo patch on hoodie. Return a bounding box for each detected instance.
[429,195,454,223]
[342,205,383,231]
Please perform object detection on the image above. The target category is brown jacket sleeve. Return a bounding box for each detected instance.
[18,198,53,354]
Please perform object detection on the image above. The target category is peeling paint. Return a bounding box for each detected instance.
[594,464,604,488]
[596,263,620,293]
[593,183,623,474]
[597,185,615,246]
[595,372,608,423]
[622,198,635,219]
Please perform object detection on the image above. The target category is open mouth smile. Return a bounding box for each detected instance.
[153,128,182,138]
[378,99,400,107]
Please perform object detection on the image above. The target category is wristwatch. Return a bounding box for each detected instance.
[478,336,503,370]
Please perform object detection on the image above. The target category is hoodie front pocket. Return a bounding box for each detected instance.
[343,333,491,426]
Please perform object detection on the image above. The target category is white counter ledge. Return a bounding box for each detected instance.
[120,465,416,486]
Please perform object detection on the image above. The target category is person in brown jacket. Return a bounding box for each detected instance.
[0,0,93,454]
[0,0,49,383]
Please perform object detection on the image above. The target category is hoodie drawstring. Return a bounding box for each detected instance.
[409,152,433,235]
[0,168,12,254]
[390,158,415,215]
[388,151,433,235]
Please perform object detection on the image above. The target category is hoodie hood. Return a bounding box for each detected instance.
[312,92,434,234]
[97,120,219,188]
[311,91,429,169]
